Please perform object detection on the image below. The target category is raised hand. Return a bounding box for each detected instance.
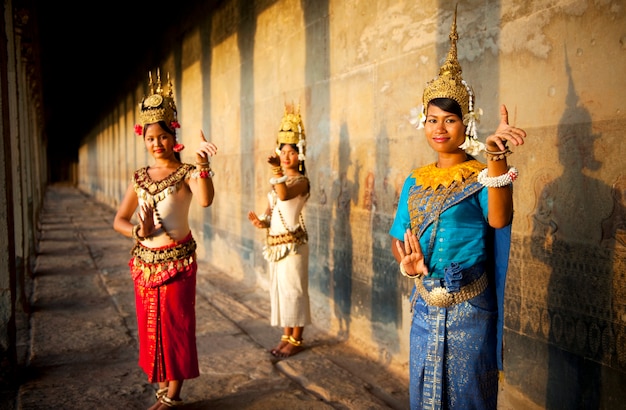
[196,130,218,163]
[267,153,281,168]
[136,201,161,238]
[247,211,268,229]
[485,105,527,152]
[395,228,429,277]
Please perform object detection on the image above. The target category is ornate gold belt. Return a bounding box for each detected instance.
[266,226,308,246]
[130,236,197,288]
[415,272,488,308]
[131,237,197,264]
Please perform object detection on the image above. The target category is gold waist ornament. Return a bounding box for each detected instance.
[130,237,197,288]
[415,272,488,308]
[265,225,308,246]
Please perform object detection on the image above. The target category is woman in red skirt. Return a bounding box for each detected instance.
[114,69,217,409]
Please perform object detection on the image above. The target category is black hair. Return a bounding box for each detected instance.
[428,98,463,119]
[279,143,306,175]
[427,98,474,160]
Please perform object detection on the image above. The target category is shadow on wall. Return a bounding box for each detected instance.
[237,0,258,275]
[528,47,624,409]
[330,121,357,339]
[301,0,334,331]
[370,122,403,363]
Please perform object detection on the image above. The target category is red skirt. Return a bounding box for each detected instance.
[131,237,200,382]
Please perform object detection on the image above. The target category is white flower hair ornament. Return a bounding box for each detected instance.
[409,105,427,130]
[460,107,485,156]
[459,135,485,156]
[297,133,306,161]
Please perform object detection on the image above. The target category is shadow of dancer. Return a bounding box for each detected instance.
[330,121,358,339]
[530,48,614,409]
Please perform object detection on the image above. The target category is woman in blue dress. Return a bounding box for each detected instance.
[389,10,527,410]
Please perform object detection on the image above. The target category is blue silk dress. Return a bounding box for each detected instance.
[389,160,511,410]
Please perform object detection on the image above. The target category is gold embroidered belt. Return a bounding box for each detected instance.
[130,235,197,288]
[131,238,196,264]
[415,272,488,308]
[266,226,308,246]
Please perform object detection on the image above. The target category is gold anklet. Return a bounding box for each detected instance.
[287,335,303,346]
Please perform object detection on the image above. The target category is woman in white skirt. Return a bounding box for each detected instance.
[248,103,311,358]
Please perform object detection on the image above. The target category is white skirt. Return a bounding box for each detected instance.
[269,243,311,328]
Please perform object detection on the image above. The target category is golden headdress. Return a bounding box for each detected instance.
[134,69,180,135]
[276,103,306,161]
[412,6,484,155]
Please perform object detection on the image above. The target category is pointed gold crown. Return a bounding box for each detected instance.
[276,103,306,159]
[138,69,178,127]
[422,7,473,119]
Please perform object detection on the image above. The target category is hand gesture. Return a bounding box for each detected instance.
[195,130,218,163]
[267,153,281,168]
[137,202,161,238]
[484,105,527,152]
[395,229,428,277]
[247,211,267,229]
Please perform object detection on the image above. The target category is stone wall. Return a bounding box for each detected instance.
[76,0,626,407]
[0,0,49,389]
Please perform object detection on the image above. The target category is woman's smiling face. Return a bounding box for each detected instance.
[424,104,466,154]
[279,143,300,170]
[144,123,175,158]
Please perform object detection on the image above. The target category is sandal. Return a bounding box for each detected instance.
[155,387,168,400]
[160,396,184,408]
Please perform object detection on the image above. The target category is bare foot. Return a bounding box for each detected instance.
[148,404,169,410]
[275,341,304,358]
[148,397,183,410]
[147,400,162,410]
[270,337,289,357]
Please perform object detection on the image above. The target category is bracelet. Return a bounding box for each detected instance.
[400,263,422,278]
[195,161,210,166]
[132,224,148,241]
[269,175,288,185]
[477,166,519,188]
[483,148,512,161]
[192,166,215,178]
[258,213,270,228]
[271,165,283,175]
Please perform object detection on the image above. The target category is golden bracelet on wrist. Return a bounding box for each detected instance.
[258,213,270,228]
[193,162,214,178]
[400,263,422,278]
[271,165,283,175]
[483,147,512,161]
[132,224,148,241]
